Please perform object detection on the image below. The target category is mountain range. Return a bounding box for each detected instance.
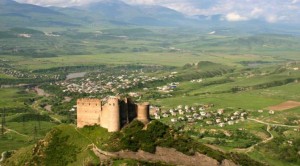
[0,0,299,34]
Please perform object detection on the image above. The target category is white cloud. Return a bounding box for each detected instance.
[226,12,248,21]
[165,3,203,15]
[250,7,263,17]
[15,0,300,23]
[266,15,278,23]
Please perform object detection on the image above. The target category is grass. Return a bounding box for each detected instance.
[0,88,36,108]
[259,107,300,124]
[152,91,284,110]
[0,87,58,154]
[0,29,300,165]
[0,51,278,70]
[0,73,15,79]
[2,124,111,166]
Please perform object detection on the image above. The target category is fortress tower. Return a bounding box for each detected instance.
[77,97,150,132]
[137,102,150,124]
[106,97,120,132]
[76,98,101,128]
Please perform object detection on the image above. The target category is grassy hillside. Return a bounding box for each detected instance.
[3,121,265,166]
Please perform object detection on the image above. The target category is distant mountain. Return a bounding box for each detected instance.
[0,0,191,28]
[0,0,299,34]
[0,0,85,28]
[77,0,193,26]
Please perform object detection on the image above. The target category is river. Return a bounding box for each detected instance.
[66,72,86,80]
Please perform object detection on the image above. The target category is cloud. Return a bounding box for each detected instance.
[15,0,300,23]
[250,7,263,17]
[226,13,248,21]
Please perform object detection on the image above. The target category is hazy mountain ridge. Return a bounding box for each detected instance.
[0,0,299,34]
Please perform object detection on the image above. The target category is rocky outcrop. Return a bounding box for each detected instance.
[93,146,237,166]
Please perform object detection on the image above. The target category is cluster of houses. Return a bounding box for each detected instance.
[18,33,31,38]
[190,79,203,83]
[0,67,60,80]
[57,71,163,94]
[157,82,179,93]
[153,105,248,127]
[258,109,275,115]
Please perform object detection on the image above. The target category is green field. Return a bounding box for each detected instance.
[1,26,300,166]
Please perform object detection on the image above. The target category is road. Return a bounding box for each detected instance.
[1,124,29,138]
[248,118,299,128]
[233,118,299,153]
[0,151,6,166]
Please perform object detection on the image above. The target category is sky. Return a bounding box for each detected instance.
[15,0,300,23]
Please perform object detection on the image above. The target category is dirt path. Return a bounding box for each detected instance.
[248,118,299,128]
[44,105,52,112]
[0,151,5,164]
[235,125,273,153]
[31,101,61,124]
[233,118,298,153]
[1,125,29,138]
[93,146,224,166]
[34,87,50,97]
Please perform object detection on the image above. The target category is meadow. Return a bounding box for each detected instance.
[1,26,300,165]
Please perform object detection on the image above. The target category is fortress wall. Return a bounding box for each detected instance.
[136,102,150,124]
[100,105,110,129]
[77,98,102,128]
[77,96,151,132]
[128,102,137,122]
[120,100,129,127]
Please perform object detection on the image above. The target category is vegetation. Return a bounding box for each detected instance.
[0,16,300,166]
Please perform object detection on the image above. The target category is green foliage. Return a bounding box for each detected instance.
[228,153,266,166]
[123,120,145,136]
[146,120,169,138]
[44,129,79,166]
[259,136,300,164]
[9,113,51,122]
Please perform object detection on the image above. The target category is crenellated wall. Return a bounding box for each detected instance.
[77,98,102,128]
[77,97,150,132]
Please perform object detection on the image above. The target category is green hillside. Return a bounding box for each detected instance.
[3,121,265,166]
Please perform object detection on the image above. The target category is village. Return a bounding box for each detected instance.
[0,60,61,80]
[56,69,179,95]
[151,104,249,128]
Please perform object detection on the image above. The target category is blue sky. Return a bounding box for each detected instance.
[15,0,300,23]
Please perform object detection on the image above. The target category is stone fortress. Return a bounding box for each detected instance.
[76,96,150,132]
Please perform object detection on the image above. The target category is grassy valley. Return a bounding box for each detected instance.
[0,0,300,165]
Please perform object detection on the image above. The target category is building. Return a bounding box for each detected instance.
[76,96,150,132]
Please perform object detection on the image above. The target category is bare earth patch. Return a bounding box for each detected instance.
[267,101,300,111]
[44,105,52,112]
[93,146,236,166]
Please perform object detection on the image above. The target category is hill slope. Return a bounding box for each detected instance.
[0,0,85,28]
[3,121,266,166]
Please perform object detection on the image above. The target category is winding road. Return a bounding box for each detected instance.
[234,118,299,153]
[248,118,299,128]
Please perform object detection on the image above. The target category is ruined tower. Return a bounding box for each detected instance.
[136,102,150,124]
